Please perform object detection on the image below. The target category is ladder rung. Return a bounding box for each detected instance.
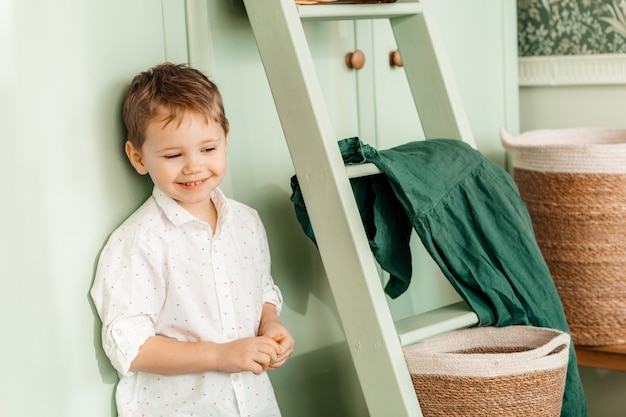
[346,163,383,178]
[298,1,422,21]
[395,301,479,347]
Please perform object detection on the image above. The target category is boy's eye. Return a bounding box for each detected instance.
[164,154,181,159]
[203,147,215,153]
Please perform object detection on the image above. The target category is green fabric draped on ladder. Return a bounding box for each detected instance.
[290,137,588,417]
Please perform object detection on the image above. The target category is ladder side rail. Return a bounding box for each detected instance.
[243,1,422,416]
[390,7,476,147]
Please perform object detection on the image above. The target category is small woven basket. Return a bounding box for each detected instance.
[501,127,626,346]
[403,326,570,417]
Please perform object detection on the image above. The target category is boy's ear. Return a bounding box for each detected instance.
[125,141,149,175]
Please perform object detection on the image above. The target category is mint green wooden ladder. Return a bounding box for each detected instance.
[243,1,479,415]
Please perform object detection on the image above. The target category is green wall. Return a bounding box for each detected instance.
[1,1,166,415]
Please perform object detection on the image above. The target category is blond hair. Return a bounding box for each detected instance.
[123,63,229,148]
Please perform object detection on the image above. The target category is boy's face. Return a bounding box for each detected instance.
[126,111,228,218]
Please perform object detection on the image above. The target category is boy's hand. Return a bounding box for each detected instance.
[268,331,295,370]
[257,302,295,370]
[215,336,282,375]
[258,321,295,370]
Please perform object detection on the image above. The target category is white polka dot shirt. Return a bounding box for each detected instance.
[91,187,283,417]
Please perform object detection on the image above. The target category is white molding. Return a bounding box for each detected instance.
[185,1,217,78]
[501,0,519,135]
[161,0,189,64]
[518,54,626,86]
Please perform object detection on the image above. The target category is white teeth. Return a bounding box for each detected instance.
[183,180,203,186]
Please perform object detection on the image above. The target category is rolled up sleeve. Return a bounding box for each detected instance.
[256,221,283,315]
[91,229,164,376]
[104,315,156,376]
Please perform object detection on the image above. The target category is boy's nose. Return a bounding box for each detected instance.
[182,157,203,174]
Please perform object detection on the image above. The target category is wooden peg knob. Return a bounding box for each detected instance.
[390,50,403,67]
[345,49,366,70]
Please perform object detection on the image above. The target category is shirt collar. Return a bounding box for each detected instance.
[152,186,230,227]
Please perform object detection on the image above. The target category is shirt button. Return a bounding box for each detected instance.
[232,373,239,381]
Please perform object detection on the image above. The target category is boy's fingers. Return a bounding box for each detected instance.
[269,336,284,354]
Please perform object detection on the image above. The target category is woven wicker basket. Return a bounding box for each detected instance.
[403,326,570,417]
[501,128,626,346]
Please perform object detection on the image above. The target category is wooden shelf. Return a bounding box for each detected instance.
[298,1,423,21]
[575,344,626,372]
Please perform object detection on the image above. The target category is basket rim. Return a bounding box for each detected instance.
[500,127,626,149]
[500,128,626,173]
[403,326,570,377]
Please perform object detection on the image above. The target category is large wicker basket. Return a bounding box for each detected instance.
[403,326,570,417]
[501,127,626,346]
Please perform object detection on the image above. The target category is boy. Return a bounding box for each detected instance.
[91,63,294,417]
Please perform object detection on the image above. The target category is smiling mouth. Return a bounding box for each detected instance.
[179,179,207,187]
